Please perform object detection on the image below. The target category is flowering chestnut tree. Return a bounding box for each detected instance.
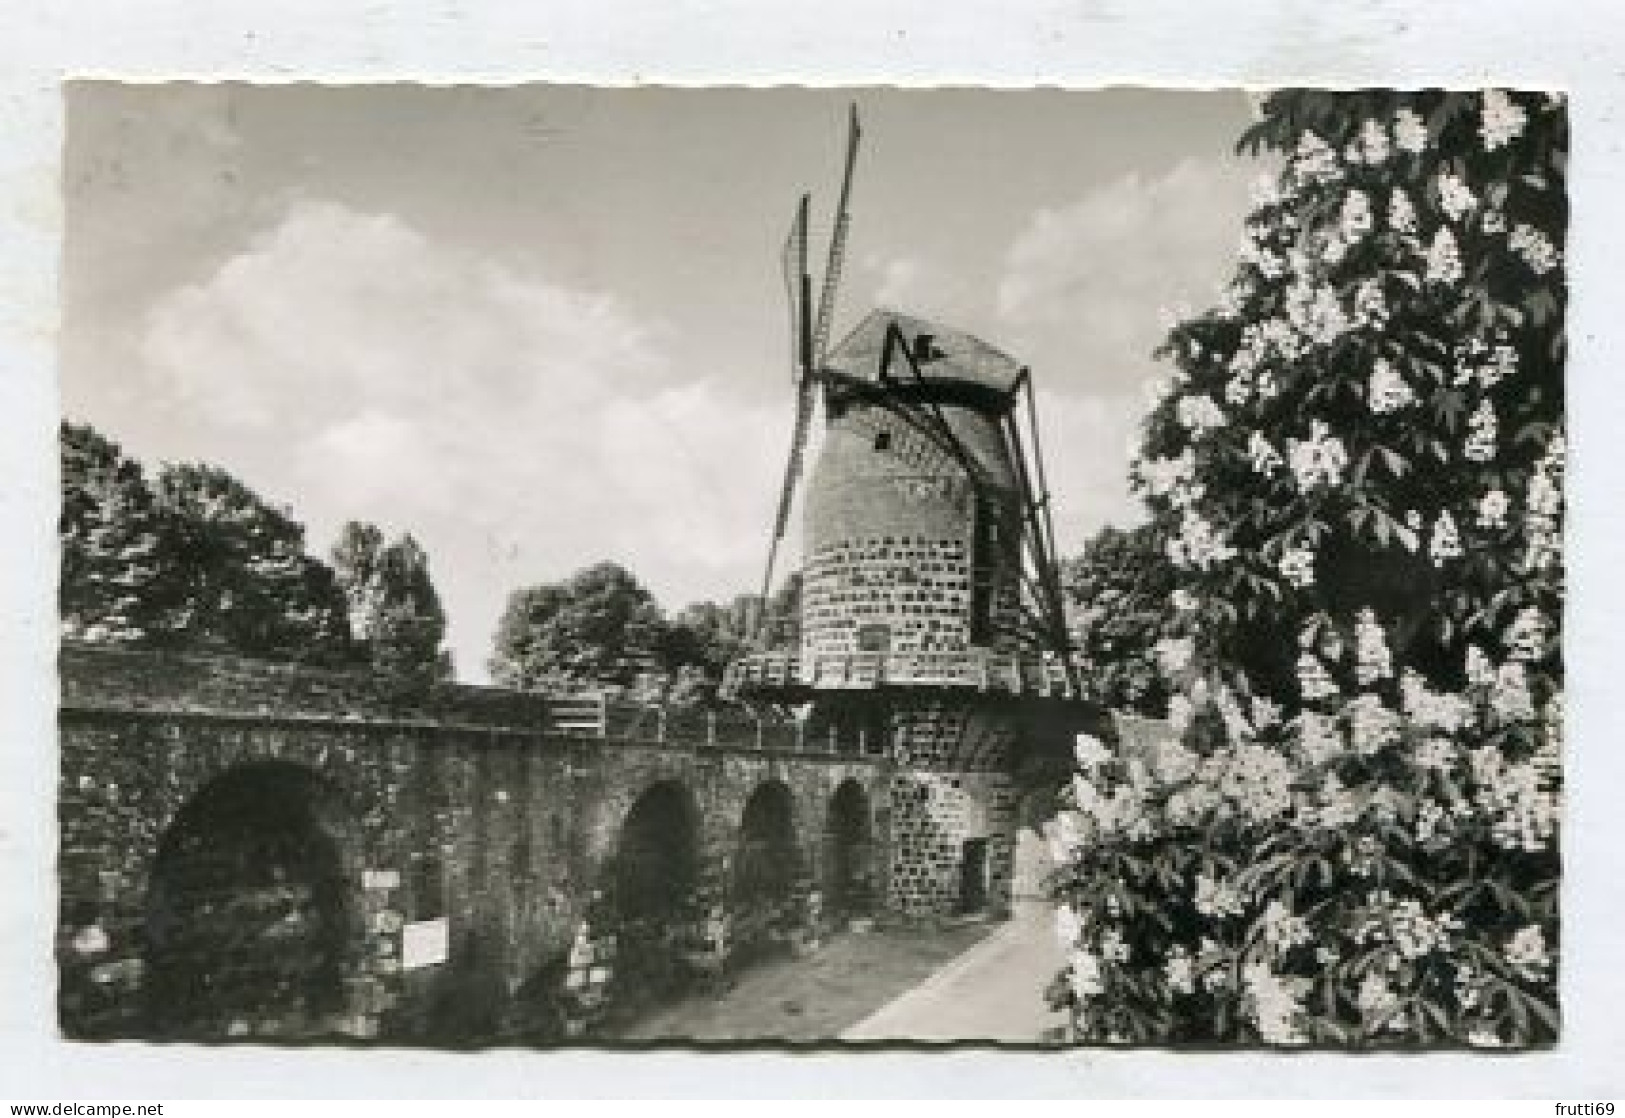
[1049,91,1565,1047]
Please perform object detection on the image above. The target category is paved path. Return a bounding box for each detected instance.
[841,901,1069,1044]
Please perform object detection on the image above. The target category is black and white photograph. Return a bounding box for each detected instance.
[49,81,1569,1053]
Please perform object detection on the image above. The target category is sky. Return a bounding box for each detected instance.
[61,84,1261,682]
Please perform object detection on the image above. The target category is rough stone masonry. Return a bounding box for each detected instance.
[57,643,889,1043]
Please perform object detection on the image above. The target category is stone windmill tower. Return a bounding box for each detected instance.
[728,107,1088,919]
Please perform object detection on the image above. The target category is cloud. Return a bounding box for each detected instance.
[134,198,788,679]
[993,156,1256,540]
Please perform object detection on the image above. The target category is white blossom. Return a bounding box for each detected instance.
[1477,488,1511,529]
[1504,924,1551,975]
[1425,227,1464,285]
[1357,970,1402,1026]
[1393,108,1427,154]
[1464,398,1498,462]
[1347,694,1401,756]
[1523,430,1565,573]
[1220,744,1296,823]
[1224,370,1253,406]
[1354,608,1394,686]
[1194,873,1245,919]
[1176,393,1228,435]
[1101,927,1130,964]
[1297,651,1339,702]
[1055,904,1085,947]
[1388,188,1419,234]
[1155,637,1195,677]
[1357,118,1391,164]
[1260,900,1311,955]
[1167,508,1237,571]
[1436,172,1478,223]
[1297,711,1344,766]
[1340,188,1374,241]
[1368,359,1415,413]
[1073,732,1112,772]
[1248,431,1285,477]
[1508,223,1560,275]
[1278,544,1316,588]
[1243,962,1309,1045]
[1069,949,1104,1000]
[1292,130,1340,183]
[1491,661,1536,722]
[1480,89,1529,151]
[1287,420,1350,491]
[1352,278,1389,328]
[1164,947,1195,995]
[1505,606,1548,662]
[1429,510,1463,565]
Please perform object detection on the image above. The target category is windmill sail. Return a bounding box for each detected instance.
[811,104,861,366]
[782,193,810,383]
[757,196,817,641]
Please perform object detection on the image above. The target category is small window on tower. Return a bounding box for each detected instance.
[874,431,892,452]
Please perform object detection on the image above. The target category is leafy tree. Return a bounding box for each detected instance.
[331,521,453,688]
[1062,524,1177,716]
[59,422,167,643]
[331,520,386,637]
[1050,91,1565,1048]
[760,572,802,650]
[658,597,756,706]
[489,562,665,693]
[151,462,354,665]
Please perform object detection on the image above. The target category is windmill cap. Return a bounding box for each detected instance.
[824,309,1027,400]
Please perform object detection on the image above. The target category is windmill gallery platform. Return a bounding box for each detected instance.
[55,641,1105,1044]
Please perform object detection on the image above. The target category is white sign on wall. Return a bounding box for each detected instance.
[400,917,449,970]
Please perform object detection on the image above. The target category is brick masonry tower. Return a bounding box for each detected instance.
[730,309,1082,918]
[727,108,1086,919]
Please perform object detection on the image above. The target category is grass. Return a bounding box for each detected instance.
[605,918,995,1044]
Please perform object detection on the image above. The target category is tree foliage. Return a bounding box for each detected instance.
[59,422,168,643]
[1050,90,1565,1048]
[1063,524,1176,716]
[60,421,369,668]
[150,462,355,665]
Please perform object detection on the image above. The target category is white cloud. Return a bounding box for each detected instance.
[135,198,788,679]
[997,156,1255,399]
[993,156,1256,542]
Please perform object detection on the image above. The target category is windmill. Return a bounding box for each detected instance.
[730,104,1095,919]
[747,105,1077,691]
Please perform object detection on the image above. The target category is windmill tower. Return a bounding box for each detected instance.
[728,107,1089,919]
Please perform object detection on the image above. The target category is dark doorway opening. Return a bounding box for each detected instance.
[143,762,358,1040]
[731,781,799,963]
[824,780,875,922]
[957,837,989,914]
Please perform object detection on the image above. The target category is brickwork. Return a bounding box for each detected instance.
[56,644,887,1044]
[797,344,1041,923]
[887,769,1016,916]
[803,535,975,655]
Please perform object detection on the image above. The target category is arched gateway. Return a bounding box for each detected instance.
[142,761,362,1039]
[610,780,701,1001]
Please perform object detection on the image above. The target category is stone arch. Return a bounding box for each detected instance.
[823,778,877,923]
[607,779,702,1002]
[141,760,365,1040]
[730,779,800,961]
